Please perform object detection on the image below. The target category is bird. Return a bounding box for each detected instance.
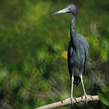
[52,4,91,103]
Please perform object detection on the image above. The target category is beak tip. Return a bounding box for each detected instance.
[52,13,56,16]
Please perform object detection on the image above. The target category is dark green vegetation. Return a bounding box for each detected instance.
[0,0,109,109]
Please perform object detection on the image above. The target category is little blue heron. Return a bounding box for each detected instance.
[52,4,91,102]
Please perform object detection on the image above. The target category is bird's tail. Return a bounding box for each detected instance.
[73,76,81,86]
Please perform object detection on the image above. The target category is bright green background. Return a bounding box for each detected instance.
[0,0,109,109]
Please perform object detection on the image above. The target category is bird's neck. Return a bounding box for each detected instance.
[70,13,78,49]
[71,13,78,32]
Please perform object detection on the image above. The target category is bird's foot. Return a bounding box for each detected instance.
[70,97,78,104]
[81,95,93,103]
[81,95,88,103]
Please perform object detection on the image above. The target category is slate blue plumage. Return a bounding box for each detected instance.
[68,30,89,86]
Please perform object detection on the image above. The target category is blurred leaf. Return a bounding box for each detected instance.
[102,86,109,93]
[84,36,90,42]
[37,47,48,61]
[0,68,8,82]
[62,51,67,59]
[99,40,109,62]
[98,91,109,106]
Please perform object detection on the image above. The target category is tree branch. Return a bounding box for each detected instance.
[35,95,99,109]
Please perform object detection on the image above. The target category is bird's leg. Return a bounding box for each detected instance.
[70,74,78,104]
[80,75,87,102]
[80,75,88,102]
[80,75,93,103]
[80,75,87,95]
[70,74,74,104]
[71,74,74,99]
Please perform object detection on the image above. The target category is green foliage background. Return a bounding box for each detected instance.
[0,0,109,108]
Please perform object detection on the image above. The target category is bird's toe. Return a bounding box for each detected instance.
[82,95,93,103]
[70,97,78,104]
[70,97,73,105]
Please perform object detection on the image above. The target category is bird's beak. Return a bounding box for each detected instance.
[52,7,68,15]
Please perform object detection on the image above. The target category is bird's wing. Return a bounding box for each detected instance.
[68,41,75,78]
[78,34,89,48]
[83,46,89,74]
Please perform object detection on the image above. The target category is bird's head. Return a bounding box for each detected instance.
[52,4,78,15]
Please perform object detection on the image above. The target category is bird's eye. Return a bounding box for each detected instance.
[68,8,70,10]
